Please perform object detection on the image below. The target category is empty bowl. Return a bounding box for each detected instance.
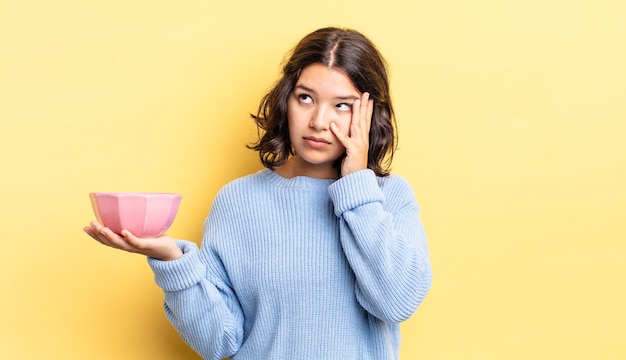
[89,192,182,237]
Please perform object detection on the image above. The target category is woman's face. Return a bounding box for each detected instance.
[286,63,360,178]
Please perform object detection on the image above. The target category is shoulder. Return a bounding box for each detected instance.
[377,173,412,188]
[377,173,420,211]
[211,169,277,206]
[217,169,272,196]
[377,173,415,197]
[208,169,272,218]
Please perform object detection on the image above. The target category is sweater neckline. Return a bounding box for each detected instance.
[261,168,335,189]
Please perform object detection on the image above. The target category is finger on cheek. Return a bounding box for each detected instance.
[330,122,345,141]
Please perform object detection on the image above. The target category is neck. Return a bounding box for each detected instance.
[275,156,338,180]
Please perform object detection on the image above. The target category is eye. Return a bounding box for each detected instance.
[297,93,312,104]
[336,103,352,112]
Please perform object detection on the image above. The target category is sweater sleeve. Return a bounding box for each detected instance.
[328,169,432,323]
[147,239,244,360]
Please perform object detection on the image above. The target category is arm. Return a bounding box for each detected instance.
[83,218,244,359]
[148,239,244,360]
[328,170,432,323]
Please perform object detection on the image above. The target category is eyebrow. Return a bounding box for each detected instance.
[294,84,360,101]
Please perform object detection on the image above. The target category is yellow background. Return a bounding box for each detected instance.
[1,0,624,359]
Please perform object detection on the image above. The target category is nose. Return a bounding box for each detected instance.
[309,105,330,131]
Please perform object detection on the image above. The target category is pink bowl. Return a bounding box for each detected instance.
[89,192,182,237]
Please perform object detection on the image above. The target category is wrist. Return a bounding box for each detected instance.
[157,248,183,261]
[149,239,184,261]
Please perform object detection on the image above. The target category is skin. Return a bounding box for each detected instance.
[84,62,374,261]
[276,63,373,180]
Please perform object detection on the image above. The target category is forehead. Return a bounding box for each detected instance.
[295,63,360,96]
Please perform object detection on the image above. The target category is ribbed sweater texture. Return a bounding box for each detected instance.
[148,169,432,360]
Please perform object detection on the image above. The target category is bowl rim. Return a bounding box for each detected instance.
[89,192,181,197]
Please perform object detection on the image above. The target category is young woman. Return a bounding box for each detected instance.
[84,27,432,360]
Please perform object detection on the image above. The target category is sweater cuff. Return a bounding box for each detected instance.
[328,169,385,217]
[147,240,206,292]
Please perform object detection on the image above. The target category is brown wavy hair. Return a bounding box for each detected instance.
[249,27,397,177]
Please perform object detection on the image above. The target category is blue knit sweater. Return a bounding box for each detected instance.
[148,169,432,359]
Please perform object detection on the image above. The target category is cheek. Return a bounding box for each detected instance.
[286,103,299,131]
[335,116,352,136]
[286,99,295,123]
[287,99,307,126]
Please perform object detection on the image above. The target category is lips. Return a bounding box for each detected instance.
[303,136,330,144]
[303,136,331,149]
